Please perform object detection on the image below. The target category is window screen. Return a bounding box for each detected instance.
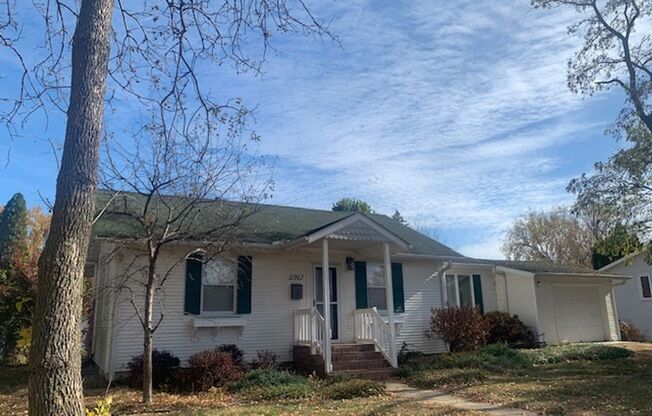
[641,276,652,299]
[367,264,387,310]
[202,258,235,312]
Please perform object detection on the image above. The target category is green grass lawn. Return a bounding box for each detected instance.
[400,342,652,416]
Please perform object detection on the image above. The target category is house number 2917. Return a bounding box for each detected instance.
[289,274,304,281]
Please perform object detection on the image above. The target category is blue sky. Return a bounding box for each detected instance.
[0,1,625,258]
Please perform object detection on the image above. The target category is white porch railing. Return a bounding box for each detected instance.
[353,307,395,367]
[294,307,327,355]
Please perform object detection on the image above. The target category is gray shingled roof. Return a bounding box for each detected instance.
[92,190,464,257]
[457,258,624,277]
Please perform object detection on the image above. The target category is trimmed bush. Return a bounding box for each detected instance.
[184,350,243,391]
[250,349,279,370]
[216,344,245,367]
[620,321,645,341]
[526,344,633,365]
[228,369,309,392]
[241,383,316,401]
[485,311,538,348]
[429,306,489,351]
[321,378,385,400]
[228,369,315,401]
[126,349,180,389]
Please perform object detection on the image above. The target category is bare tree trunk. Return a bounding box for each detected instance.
[143,256,157,404]
[28,1,114,415]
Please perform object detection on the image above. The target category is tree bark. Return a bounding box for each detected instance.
[28,0,114,415]
[142,254,158,404]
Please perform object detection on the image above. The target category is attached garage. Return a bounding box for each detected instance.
[553,286,607,342]
[535,278,621,345]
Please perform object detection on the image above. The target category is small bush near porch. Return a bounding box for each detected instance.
[400,342,652,415]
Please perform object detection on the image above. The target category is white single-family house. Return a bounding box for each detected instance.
[600,251,652,339]
[88,191,626,379]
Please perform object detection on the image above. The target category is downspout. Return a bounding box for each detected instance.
[610,278,628,341]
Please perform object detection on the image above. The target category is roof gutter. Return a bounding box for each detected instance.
[534,272,630,281]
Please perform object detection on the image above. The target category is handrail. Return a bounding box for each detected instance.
[353,307,394,366]
[294,307,326,355]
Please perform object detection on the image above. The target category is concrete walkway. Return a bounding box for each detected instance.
[386,382,538,416]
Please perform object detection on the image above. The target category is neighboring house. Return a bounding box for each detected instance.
[601,251,652,339]
[88,192,626,380]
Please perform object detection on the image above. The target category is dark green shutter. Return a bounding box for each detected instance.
[184,255,203,315]
[354,261,368,309]
[236,256,252,314]
[472,274,484,314]
[391,263,405,313]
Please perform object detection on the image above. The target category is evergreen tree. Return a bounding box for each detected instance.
[0,193,28,269]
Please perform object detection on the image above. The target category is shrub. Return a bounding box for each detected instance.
[398,342,424,365]
[216,344,245,367]
[126,349,180,389]
[526,344,633,365]
[250,349,279,370]
[401,344,530,374]
[321,378,385,400]
[241,383,316,401]
[620,321,645,341]
[228,369,308,392]
[228,369,315,401]
[407,368,487,389]
[485,311,538,348]
[184,350,243,391]
[429,306,489,351]
[85,396,112,416]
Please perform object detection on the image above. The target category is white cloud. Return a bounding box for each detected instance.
[203,0,619,257]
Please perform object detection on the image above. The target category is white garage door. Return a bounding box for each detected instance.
[553,286,606,343]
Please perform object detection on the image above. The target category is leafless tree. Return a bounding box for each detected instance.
[502,207,598,268]
[532,0,652,133]
[1,1,334,413]
[98,107,270,402]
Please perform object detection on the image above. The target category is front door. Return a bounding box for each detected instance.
[314,267,338,340]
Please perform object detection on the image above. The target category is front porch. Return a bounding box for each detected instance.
[287,213,409,376]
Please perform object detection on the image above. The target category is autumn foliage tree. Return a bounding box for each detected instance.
[0,194,51,362]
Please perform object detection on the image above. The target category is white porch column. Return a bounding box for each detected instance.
[383,242,398,368]
[322,238,332,373]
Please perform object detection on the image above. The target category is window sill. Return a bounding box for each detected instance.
[190,317,245,340]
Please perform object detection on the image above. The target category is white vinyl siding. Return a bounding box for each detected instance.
[607,253,652,340]
[503,273,539,330]
[395,261,447,354]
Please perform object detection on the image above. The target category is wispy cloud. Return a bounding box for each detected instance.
[0,0,623,259]
[215,0,621,258]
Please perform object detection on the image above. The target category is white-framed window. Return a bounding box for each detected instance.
[640,276,652,300]
[202,258,236,313]
[445,274,475,307]
[367,263,387,310]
